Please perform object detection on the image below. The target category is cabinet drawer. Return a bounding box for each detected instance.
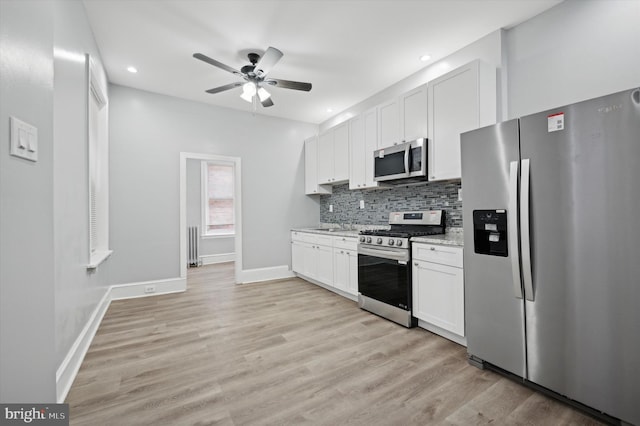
[412,243,463,268]
[333,236,358,250]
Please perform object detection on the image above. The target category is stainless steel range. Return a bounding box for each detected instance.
[357,210,445,327]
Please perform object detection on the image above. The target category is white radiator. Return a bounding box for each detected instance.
[188,226,201,267]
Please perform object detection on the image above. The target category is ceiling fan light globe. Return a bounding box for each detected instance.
[257,87,271,102]
[240,91,253,103]
[242,82,256,96]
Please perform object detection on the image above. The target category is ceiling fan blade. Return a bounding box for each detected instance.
[205,81,243,94]
[254,47,283,78]
[193,53,242,75]
[261,97,274,108]
[265,78,312,92]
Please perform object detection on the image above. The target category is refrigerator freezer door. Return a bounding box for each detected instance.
[461,119,526,378]
[520,88,640,425]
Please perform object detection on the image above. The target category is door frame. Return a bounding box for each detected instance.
[179,152,242,282]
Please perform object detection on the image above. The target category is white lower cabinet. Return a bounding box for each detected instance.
[333,242,358,296]
[292,231,357,298]
[412,243,465,341]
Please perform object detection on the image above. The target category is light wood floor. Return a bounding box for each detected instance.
[66,263,603,425]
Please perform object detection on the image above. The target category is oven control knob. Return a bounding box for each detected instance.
[396,240,403,247]
[388,239,395,246]
[376,238,383,244]
[366,237,372,243]
[359,236,365,242]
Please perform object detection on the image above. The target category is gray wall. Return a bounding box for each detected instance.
[0,0,56,402]
[506,0,640,118]
[186,159,235,257]
[320,182,462,228]
[108,85,319,285]
[52,0,111,371]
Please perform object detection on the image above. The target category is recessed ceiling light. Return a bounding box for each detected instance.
[419,54,431,62]
[326,108,333,113]
[126,66,138,73]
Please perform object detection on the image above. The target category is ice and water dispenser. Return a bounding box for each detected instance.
[473,210,508,257]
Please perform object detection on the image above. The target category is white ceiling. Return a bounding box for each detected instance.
[83,0,562,124]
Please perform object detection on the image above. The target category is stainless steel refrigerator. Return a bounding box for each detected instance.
[461,88,640,425]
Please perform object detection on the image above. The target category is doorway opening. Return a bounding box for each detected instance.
[179,152,242,284]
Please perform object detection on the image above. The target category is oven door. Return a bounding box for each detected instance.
[358,245,411,310]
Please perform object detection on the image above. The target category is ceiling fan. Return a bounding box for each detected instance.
[193,47,312,108]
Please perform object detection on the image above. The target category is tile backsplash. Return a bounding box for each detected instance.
[319,181,462,228]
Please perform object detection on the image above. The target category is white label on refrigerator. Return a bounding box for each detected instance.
[548,112,564,132]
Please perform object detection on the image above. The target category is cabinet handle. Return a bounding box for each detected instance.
[414,262,419,266]
[430,247,435,251]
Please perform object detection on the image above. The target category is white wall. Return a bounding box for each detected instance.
[108,85,319,285]
[0,0,57,402]
[52,0,111,373]
[506,0,640,118]
[186,159,235,258]
[320,30,504,132]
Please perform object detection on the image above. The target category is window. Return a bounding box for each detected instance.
[202,161,235,236]
[87,55,111,268]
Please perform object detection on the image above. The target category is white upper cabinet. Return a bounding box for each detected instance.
[378,83,428,149]
[318,122,349,185]
[304,136,331,195]
[428,60,496,181]
[377,98,400,148]
[400,83,429,142]
[349,107,379,190]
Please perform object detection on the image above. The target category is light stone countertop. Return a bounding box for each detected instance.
[291,228,361,238]
[411,228,464,247]
[292,227,464,246]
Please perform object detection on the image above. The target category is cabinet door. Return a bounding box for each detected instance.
[304,137,331,195]
[317,131,334,184]
[363,108,379,188]
[349,115,366,189]
[401,84,428,142]
[315,244,334,286]
[292,240,304,273]
[302,242,318,279]
[428,62,479,181]
[378,98,400,148]
[413,259,464,336]
[333,122,350,182]
[333,249,349,292]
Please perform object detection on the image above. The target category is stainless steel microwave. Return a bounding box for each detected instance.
[373,138,428,183]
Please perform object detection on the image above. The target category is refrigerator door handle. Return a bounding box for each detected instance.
[509,161,523,299]
[520,158,535,301]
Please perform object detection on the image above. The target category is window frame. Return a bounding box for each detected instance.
[86,55,112,268]
[201,160,236,238]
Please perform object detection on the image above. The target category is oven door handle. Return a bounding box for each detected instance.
[358,245,410,263]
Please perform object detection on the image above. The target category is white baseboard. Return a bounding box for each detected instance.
[111,277,186,300]
[200,252,235,265]
[239,265,294,284]
[56,276,186,403]
[56,287,112,403]
[417,319,467,347]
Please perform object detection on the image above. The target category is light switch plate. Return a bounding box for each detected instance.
[10,116,38,162]
[359,200,365,209]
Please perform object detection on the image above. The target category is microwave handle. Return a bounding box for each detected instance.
[404,144,410,175]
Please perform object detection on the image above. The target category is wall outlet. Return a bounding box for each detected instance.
[144,285,156,294]
[329,204,333,212]
[359,200,365,209]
